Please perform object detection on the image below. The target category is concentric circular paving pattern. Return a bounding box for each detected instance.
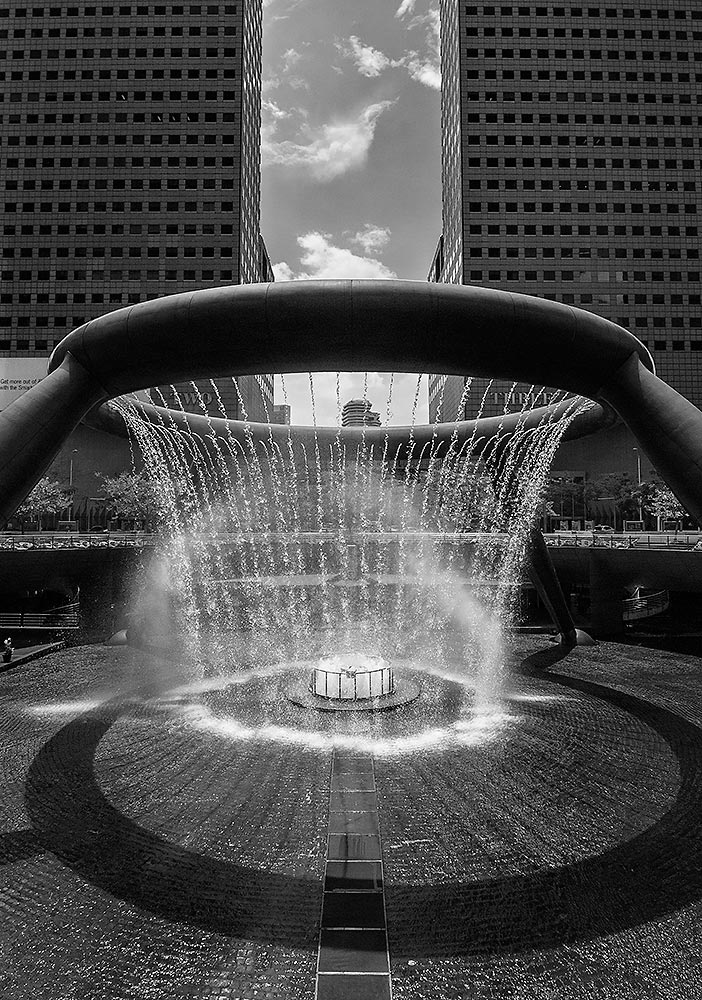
[4,641,702,998]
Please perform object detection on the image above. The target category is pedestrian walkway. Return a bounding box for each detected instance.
[0,641,64,673]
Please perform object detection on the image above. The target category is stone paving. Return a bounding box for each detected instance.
[2,639,702,997]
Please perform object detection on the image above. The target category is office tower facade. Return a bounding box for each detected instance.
[341,399,381,427]
[430,1,702,422]
[0,0,272,420]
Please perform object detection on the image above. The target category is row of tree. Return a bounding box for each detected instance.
[545,472,687,528]
[14,471,159,530]
[11,467,693,532]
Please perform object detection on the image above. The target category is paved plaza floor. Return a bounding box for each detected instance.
[2,637,702,998]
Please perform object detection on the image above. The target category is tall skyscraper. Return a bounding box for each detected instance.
[430,2,702,422]
[0,0,273,420]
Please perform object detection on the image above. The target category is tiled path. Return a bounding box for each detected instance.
[317,750,391,999]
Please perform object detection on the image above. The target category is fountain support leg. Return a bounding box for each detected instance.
[526,527,596,647]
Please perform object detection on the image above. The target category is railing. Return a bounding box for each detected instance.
[0,602,80,630]
[0,532,154,551]
[545,532,702,551]
[622,590,670,621]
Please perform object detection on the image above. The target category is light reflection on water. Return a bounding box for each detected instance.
[153,659,516,758]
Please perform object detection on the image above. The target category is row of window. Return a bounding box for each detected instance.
[2,47,235,57]
[467,29,698,41]
[466,6,699,18]
[1,5,237,15]
[1,113,234,124]
[0,269,237,288]
[3,200,241,211]
[465,90,702,102]
[4,178,240,190]
[464,200,700,212]
[2,134,242,145]
[464,137,698,147]
[467,180,697,190]
[0,89,238,100]
[2,248,243,266]
[2,223,238,234]
[1,63,236,74]
[465,74,702,86]
[0,25,237,37]
[2,155,239,165]
[462,267,702,282]
[467,56,702,67]
[463,223,701,234]
[470,27,699,38]
[461,156,699,168]
[466,114,701,124]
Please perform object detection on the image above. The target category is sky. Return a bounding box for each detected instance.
[259,0,442,425]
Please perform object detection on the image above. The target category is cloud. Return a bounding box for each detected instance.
[262,97,292,122]
[262,100,394,181]
[403,50,441,90]
[273,231,397,281]
[338,5,440,91]
[351,224,391,255]
[343,35,392,77]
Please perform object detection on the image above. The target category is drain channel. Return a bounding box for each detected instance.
[315,749,392,1000]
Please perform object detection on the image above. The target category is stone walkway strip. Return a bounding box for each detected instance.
[316,750,392,1000]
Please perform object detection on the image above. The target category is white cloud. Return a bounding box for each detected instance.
[344,35,392,77]
[273,231,397,281]
[403,51,441,90]
[262,100,394,181]
[338,5,440,91]
[262,97,292,122]
[395,0,418,16]
[282,47,303,69]
[351,224,392,255]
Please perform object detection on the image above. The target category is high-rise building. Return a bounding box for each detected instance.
[430,2,702,423]
[341,399,381,427]
[0,0,272,420]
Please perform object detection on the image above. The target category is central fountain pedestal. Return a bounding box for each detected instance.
[286,653,419,712]
[310,653,394,701]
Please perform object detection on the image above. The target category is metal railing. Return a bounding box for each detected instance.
[0,602,80,630]
[0,532,154,551]
[545,532,702,551]
[622,590,670,621]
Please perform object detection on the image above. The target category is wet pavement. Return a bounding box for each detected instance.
[2,639,702,997]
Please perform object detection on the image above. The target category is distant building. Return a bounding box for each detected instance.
[430,2,702,421]
[272,404,291,425]
[341,399,381,427]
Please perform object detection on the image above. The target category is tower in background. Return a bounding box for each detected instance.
[430,2,702,423]
[341,399,381,427]
[0,0,273,420]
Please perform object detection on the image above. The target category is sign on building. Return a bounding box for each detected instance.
[0,359,49,411]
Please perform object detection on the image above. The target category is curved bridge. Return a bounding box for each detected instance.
[0,278,700,525]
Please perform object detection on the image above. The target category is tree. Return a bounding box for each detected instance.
[98,470,163,527]
[584,472,662,528]
[584,472,644,526]
[644,478,688,525]
[545,475,584,521]
[15,478,72,530]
